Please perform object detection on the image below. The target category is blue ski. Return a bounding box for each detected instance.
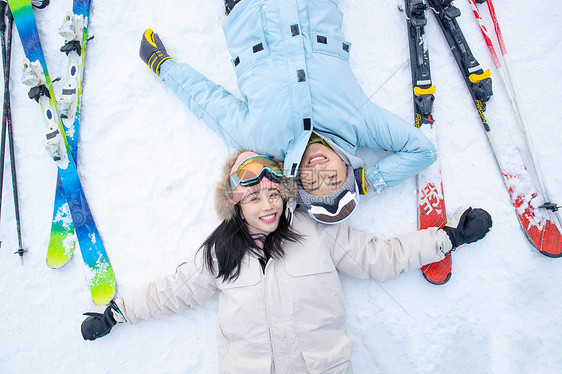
[9,0,115,305]
[46,0,91,268]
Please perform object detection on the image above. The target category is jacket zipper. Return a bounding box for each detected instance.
[262,259,277,372]
[314,128,356,148]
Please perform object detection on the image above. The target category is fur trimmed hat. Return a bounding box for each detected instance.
[214,150,298,221]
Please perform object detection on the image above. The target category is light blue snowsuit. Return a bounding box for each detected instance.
[158,0,436,192]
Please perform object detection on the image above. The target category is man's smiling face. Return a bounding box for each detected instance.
[299,143,348,196]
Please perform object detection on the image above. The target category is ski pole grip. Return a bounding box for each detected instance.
[0,2,7,32]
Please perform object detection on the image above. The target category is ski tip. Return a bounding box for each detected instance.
[423,271,452,285]
[519,213,562,258]
[421,253,452,285]
[538,249,562,259]
[91,289,116,306]
[90,275,116,306]
[46,257,71,269]
[536,217,562,257]
[47,233,75,269]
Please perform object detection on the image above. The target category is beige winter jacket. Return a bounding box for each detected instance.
[115,212,450,373]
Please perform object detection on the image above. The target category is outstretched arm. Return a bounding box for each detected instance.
[114,253,218,324]
[159,61,250,150]
[321,207,491,282]
[80,251,218,340]
[140,30,250,150]
[326,223,449,282]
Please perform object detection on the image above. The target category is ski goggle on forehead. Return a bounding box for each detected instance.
[229,155,284,192]
[307,189,359,224]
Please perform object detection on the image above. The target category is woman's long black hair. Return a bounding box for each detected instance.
[200,202,302,283]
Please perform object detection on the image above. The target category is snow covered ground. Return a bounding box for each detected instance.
[1,0,561,373]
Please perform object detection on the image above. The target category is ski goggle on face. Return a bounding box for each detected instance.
[307,189,359,224]
[229,156,284,192]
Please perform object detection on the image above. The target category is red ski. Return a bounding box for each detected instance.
[468,0,562,257]
[404,0,452,284]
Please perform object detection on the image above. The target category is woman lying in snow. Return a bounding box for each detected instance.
[81,150,491,373]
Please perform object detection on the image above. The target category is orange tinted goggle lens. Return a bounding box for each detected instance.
[236,157,282,179]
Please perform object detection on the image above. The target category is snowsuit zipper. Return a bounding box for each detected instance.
[314,129,356,149]
[262,259,277,372]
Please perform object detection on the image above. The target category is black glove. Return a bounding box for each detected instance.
[81,301,123,341]
[139,29,172,76]
[353,168,368,195]
[443,207,492,250]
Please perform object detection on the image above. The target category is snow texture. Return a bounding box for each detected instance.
[1,0,561,373]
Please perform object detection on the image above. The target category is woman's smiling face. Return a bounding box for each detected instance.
[240,187,283,232]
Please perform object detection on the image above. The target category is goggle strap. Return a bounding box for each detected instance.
[229,174,241,191]
[308,190,359,217]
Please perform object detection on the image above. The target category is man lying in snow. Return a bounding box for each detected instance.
[138,0,437,224]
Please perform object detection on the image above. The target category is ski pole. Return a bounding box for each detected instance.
[470,0,561,228]
[4,6,25,263]
[0,0,8,249]
[484,0,550,196]
[467,0,500,69]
